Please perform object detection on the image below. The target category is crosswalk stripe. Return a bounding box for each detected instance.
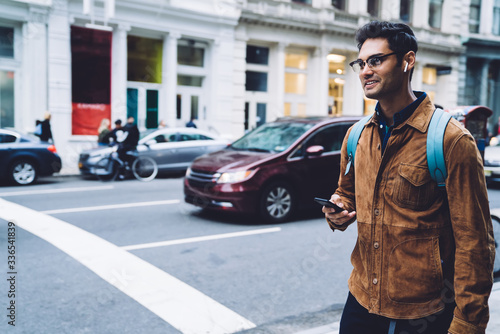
[0,198,256,334]
[40,199,180,214]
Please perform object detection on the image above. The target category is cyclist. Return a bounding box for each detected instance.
[116,117,140,178]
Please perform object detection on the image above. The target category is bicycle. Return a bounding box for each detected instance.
[93,146,158,182]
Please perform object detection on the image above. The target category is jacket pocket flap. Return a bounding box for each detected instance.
[398,163,431,187]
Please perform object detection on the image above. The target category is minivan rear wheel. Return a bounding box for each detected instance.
[259,182,296,223]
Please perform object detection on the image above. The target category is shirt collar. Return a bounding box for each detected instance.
[375,91,427,128]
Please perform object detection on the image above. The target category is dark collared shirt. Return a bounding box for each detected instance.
[375,91,427,153]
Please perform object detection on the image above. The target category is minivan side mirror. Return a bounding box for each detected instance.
[306,145,325,157]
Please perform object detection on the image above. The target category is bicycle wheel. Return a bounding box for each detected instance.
[94,156,119,182]
[132,156,158,182]
[492,215,500,278]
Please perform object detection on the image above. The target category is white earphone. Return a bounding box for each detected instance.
[404,62,408,73]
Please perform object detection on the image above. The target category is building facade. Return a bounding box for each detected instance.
[0,0,490,173]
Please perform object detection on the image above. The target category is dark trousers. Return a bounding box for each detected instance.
[339,292,455,334]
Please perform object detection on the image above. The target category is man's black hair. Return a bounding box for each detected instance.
[115,119,122,125]
[355,21,418,66]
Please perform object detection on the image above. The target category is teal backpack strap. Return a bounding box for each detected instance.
[345,114,373,175]
[427,108,451,187]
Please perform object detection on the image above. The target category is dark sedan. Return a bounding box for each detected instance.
[79,127,230,178]
[0,129,62,185]
[184,116,361,223]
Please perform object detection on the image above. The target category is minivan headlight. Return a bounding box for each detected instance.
[217,170,253,184]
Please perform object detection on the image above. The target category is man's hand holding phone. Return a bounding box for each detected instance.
[319,194,356,227]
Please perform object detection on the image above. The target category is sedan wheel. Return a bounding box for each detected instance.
[260,182,295,223]
[10,160,37,185]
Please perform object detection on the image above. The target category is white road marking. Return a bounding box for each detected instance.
[41,199,180,214]
[122,227,282,251]
[0,185,114,197]
[0,199,256,333]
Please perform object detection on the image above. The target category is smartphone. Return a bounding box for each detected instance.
[314,197,343,213]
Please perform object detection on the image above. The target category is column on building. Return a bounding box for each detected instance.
[163,32,180,128]
[412,0,430,28]
[275,42,287,118]
[480,59,491,106]
[380,0,399,21]
[347,0,368,15]
[480,0,494,35]
[111,24,129,123]
[343,53,365,116]
[311,46,330,116]
[22,5,48,130]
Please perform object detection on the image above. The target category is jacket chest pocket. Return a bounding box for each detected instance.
[392,163,439,211]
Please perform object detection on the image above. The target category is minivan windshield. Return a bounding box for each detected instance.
[231,122,315,153]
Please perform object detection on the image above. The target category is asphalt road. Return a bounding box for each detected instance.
[2,175,500,334]
[0,175,359,334]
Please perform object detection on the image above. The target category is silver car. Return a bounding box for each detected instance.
[79,127,229,177]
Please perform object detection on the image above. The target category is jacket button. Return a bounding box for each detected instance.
[373,278,378,285]
[374,242,379,249]
[374,209,380,216]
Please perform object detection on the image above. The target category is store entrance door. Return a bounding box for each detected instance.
[176,86,203,128]
[127,84,161,130]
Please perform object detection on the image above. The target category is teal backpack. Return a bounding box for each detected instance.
[345,108,452,187]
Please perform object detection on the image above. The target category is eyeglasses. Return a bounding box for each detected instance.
[349,52,400,73]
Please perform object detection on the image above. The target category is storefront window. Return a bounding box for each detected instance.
[127,36,163,83]
[246,71,268,92]
[469,0,481,33]
[71,26,112,135]
[329,78,344,116]
[178,44,204,67]
[0,70,14,128]
[285,73,307,95]
[429,0,443,29]
[493,0,500,35]
[328,54,345,75]
[400,0,413,23]
[0,26,14,58]
[423,67,437,85]
[285,53,308,70]
[247,45,269,65]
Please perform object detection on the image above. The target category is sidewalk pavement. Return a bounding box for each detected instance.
[296,281,500,334]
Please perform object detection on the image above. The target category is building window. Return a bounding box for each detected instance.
[469,0,481,33]
[429,0,443,29]
[127,36,163,83]
[331,0,345,10]
[400,0,413,23]
[246,71,268,92]
[0,26,14,58]
[285,73,307,94]
[177,75,203,87]
[178,44,204,67]
[0,70,14,128]
[368,0,380,17]
[246,45,269,65]
[292,0,312,5]
[493,0,500,35]
[422,66,437,103]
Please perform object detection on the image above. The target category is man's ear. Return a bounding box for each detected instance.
[404,51,416,72]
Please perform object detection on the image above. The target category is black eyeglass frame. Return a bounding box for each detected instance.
[349,52,401,73]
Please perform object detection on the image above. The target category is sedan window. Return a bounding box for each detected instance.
[231,122,314,152]
[290,123,352,158]
[0,134,17,143]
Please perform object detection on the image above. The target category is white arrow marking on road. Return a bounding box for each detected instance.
[122,227,282,250]
[0,199,256,333]
[40,199,180,214]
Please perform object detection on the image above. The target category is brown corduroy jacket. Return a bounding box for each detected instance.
[330,94,495,334]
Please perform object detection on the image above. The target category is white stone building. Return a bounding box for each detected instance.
[0,0,473,173]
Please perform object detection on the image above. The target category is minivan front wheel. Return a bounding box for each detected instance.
[259,182,296,223]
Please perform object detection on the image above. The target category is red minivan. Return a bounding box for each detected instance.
[184,116,361,223]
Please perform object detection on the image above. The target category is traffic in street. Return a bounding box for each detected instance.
[1,175,500,333]
[1,175,359,333]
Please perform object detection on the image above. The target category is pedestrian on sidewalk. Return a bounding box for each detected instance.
[323,21,495,334]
